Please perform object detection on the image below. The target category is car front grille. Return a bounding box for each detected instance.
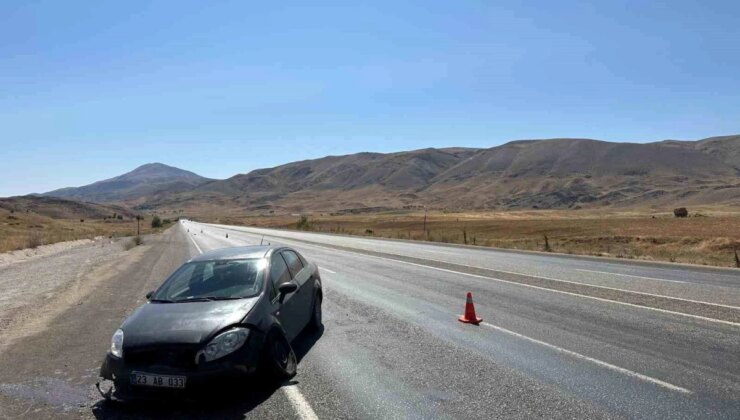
[125,346,197,369]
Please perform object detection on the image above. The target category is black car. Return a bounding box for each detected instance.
[98,245,322,400]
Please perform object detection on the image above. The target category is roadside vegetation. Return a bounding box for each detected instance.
[124,235,144,250]
[0,209,172,253]
[296,215,311,230]
[211,209,740,268]
[151,215,163,228]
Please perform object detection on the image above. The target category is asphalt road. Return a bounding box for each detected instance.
[182,220,740,419]
[0,222,738,419]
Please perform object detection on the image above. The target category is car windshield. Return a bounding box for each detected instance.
[151,258,266,302]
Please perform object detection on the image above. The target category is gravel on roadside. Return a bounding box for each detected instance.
[0,237,131,336]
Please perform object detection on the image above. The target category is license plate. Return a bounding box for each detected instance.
[130,372,186,389]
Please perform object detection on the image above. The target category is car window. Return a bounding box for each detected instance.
[269,254,292,299]
[282,250,304,277]
[158,263,196,298]
[202,263,214,282]
[297,252,309,267]
[152,259,265,301]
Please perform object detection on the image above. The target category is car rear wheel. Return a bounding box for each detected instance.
[265,331,297,380]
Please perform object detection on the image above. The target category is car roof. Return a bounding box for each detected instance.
[188,245,284,262]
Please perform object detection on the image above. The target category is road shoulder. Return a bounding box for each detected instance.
[0,227,189,418]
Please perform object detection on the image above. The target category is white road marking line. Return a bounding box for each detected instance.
[185,225,319,420]
[186,229,203,254]
[251,239,740,327]
[404,258,740,310]
[194,224,695,394]
[320,267,337,274]
[480,322,692,394]
[576,269,689,284]
[366,253,740,327]
[233,229,740,312]
[484,267,740,310]
[283,384,320,420]
[600,261,740,279]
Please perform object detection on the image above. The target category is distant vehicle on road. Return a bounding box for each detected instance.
[98,245,322,400]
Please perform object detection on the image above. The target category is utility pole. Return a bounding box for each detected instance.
[136,215,141,236]
[423,207,427,238]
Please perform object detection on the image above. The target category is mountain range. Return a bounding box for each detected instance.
[43,163,213,205]
[39,135,740,213]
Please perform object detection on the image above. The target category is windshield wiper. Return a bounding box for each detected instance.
[172,297,216,302]
[207,296,247,300]
[171,296,247,302]
[150,298,175,303]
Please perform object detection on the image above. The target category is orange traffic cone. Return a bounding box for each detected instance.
[458,292,482,325]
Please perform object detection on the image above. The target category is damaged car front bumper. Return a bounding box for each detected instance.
[98,334,265,401]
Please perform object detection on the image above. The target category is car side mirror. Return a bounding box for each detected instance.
[278,282,298,304]
[146,291,153,300]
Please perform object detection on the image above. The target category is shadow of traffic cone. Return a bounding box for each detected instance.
[458,292,482,325]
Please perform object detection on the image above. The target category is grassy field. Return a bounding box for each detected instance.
[0,207,173,253]
[207,209,740,268]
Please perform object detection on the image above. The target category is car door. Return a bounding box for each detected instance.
[281,250,313,330]
[268,252,302,340]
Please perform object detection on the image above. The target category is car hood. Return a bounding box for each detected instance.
[121,297,259,347]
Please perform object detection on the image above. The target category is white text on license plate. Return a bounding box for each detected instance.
[130,372,186,388]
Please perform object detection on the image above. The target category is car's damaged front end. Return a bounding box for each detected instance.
[96,294,268,401]
[98,326,266,401]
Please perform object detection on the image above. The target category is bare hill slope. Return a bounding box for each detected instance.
[0,196,135,219]
[43,163,213,204]
[38,135,740,213]
[147,135,740,213]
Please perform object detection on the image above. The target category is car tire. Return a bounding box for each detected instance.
[265,330,297,380]
[308,292,322,332]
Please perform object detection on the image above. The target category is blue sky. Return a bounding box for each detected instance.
[1,0,739,196]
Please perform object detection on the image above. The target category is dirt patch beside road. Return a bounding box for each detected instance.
[0,226,192,418]
[0,238,98,267]
[0,237,143,346]
[0,241,149,355]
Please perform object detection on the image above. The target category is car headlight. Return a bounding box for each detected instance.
[197,328,250,363]
[110,329,124,358]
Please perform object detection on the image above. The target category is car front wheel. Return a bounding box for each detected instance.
[265,331,297,380]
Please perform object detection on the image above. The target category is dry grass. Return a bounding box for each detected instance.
[0,208,172,254]
[208,209,740,268]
